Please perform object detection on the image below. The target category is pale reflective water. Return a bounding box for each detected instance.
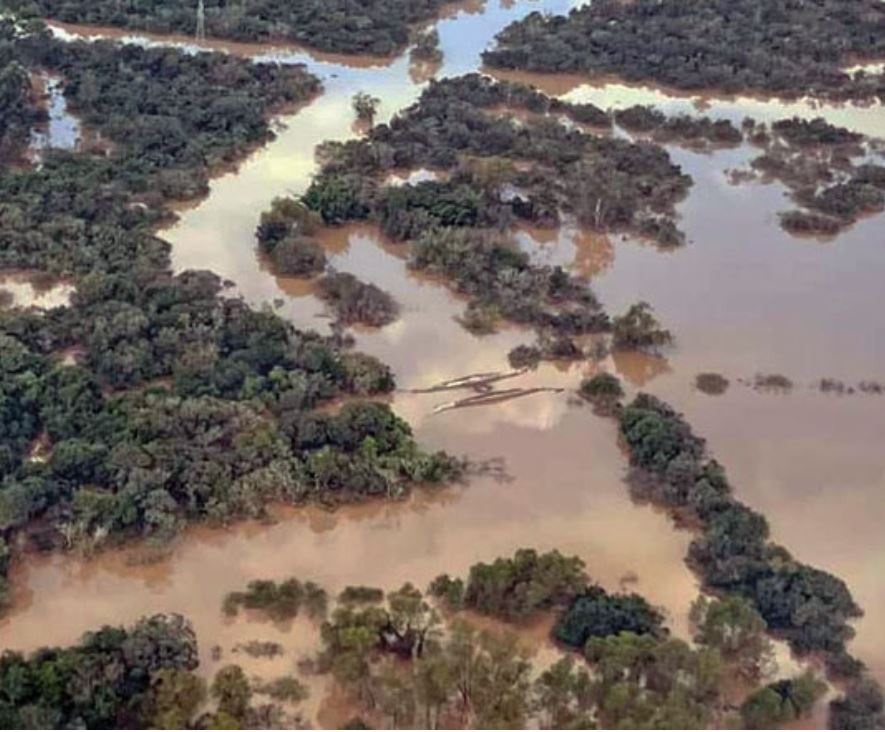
[2,1,884,724]
[28,73,81,155]
[0,271,74,309]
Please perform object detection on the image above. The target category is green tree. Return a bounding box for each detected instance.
[151,668,207,729]
[352,92,381,125]
[612,302,672,351]
[691,595,775,680]
[211,665,252,722]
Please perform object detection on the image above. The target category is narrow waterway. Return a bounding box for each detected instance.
[1,1,883,724]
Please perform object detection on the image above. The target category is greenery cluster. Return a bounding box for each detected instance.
[223,576,328,621]
[430,548,588,621]
[740,671,827,729]
[305,74,691,239]
[578,372,624,413]
[554,586,665,649]
[297,74,689,349]
[614,105,743,150]
[352,91,381,125]
[2,562,832,730]
[14,0,452,55]
[0,614,198,728]
[316,271,399,328]
[411,227,609,339]
[690,594,774,681]
[483,0,885,101]
[611,301,672,351]
[0,20,460,609]
[618,393,884,727]
[0,56,46,160]
[321,554,825,729]
[742,117,885,236]
[2,612,310,730]
[256,197,326,276]
[695,372,730,396]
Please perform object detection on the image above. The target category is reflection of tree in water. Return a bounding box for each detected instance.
[299,488,465,534]
[485,66,589,98]
[611,349,672,387]
[570,229,615,279]
[438,0,487,20]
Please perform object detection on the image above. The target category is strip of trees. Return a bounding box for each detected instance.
[578,376,885,729]
[483,0,885,102]
[11,0,453,56]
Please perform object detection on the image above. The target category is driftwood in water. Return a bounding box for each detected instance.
[432,387,564,414]
[407,368,528,394]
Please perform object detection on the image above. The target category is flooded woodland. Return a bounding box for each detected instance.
[1,0,884,727]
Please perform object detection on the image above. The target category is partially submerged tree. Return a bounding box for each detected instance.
[352,92,381,125]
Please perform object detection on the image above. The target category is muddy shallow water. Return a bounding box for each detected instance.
[2,0,884,724]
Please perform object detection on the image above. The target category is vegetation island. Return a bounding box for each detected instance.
[739,117,885,236]
[482,0,885,102]
[8,0,455,56]
[270,74,691,358]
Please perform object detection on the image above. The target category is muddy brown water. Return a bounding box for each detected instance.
[2,1,884,725]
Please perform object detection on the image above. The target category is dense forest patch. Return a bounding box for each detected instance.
[0,614,199,728]
[0,60,47,161]
[483,0,885,102]
[291,74,692,356]
[0,19,461,610]
[0,613,310,728]
[9,0,453,56]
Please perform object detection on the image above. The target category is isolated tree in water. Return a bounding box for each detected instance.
[352,92,381,125]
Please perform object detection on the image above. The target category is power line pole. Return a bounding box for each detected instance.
[196,0,206,40]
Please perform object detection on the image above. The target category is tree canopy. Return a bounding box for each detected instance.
[10,0,454,56]
[483,0,885,102]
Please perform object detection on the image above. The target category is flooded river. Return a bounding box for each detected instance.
[2,0,884,724]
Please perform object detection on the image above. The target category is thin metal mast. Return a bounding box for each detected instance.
[196,0,206,40]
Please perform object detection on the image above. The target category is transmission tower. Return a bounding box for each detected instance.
[196,0,206,40]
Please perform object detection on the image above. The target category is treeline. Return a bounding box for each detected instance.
[0,614,306,728]
[739,117,885,236]
[2,555,836,729]
[608,388,884,728]
[317,550,825,729]
[295,74,690,354]
[13,0,451,56]
[483,0,885,102]
[0,20,460,608]
[0,614,198,728]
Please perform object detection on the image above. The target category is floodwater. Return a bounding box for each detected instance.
[28,73,81,155]
[2,0,884,725]
[0,271,74,309]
